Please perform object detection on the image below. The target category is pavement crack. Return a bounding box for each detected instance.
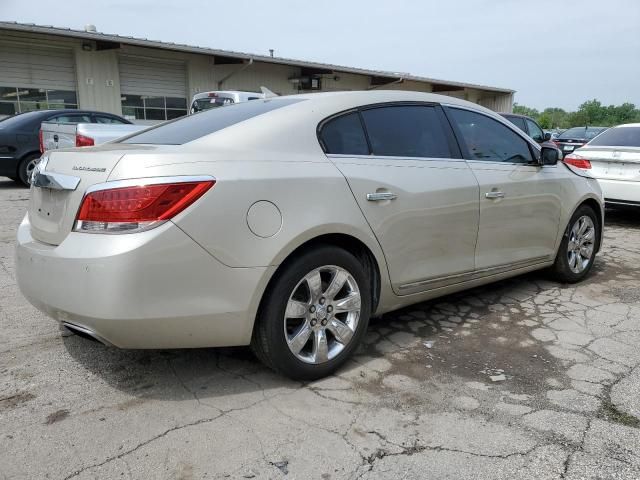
[62,413,225,480]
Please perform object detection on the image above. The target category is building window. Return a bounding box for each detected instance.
[121,95,187,121]
[0,86,78,115]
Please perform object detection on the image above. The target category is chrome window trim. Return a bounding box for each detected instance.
[326,153,468,164]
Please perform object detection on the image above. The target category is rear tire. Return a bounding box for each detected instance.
[251,245,371,380]
[17,154,41,186]
[549,205,599,283]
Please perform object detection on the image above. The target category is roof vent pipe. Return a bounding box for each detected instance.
[84,24,97,33]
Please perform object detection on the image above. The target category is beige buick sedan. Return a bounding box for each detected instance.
[16,91,604,379]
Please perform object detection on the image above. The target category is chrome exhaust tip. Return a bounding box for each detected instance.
[61,322,113,346]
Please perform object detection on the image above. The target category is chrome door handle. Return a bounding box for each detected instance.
[485,191,505,199]
[366,192,398,201]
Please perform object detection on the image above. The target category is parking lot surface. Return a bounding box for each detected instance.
[1,179,639,479]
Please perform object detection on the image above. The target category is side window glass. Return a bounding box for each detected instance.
[52,114,92,123]
[508,116,526,132]
[95,115,127,124]
[525,119,544,143]
[449,109,533,164]
[361,105,451,158]
[319,112,369,155]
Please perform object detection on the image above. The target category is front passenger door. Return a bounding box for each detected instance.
[446,107,563,271]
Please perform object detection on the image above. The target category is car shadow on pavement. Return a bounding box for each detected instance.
[605,206,640,229]
[0,178,26,189]
[59,207,636,406]
[60,270,571,405]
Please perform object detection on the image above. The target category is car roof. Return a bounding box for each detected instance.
[612,123,640,128]
[499,112,529,119]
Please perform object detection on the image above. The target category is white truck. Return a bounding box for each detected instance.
[40,122,147,152]
[189,87,277,114]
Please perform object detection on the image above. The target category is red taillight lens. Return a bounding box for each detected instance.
[74,180,215,233]
[563,153,591,169]
[39,129,44,153]
[75,134,95,147]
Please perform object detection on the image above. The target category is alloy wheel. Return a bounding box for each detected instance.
[567,215,595,274]
[283,265,361,364]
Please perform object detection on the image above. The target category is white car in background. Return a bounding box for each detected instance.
[190,90,265,114]
[16,91,604,380]
[564,123,640,207]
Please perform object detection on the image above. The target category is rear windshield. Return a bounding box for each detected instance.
[121,98,303,145]
[588,126,640,147]
[558,127,607,140]
[0,111,44,130]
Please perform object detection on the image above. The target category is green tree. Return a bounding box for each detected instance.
[513,103,540,118]
[511,100,640,128]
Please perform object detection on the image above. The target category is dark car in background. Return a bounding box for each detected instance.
[0,109,131,185]
[500,113,551,144]
[552,126,608,156]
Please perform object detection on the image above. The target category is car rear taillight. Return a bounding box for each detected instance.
[74,179,215,233]
[76,134,95,147]
[39,129,44,153]
[563,153,591,169]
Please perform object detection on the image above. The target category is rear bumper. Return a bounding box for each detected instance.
[16,215,270,348]
[597,179,640,205]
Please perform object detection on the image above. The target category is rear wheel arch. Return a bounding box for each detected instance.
[259,233,382,322]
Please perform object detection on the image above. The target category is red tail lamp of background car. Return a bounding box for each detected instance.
[563,153,592,169]
[75,134,95,147]
[74,180,215,233]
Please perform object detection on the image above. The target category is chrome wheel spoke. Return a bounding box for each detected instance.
[582,229,594,243]
[334,292,361,314]
[286,300,308,318]
[568,252,577,269]
[580,245,593,259]
[327,318,354,345]
[306,271,323,303]
[324,270,348,301]
[288,323,312,354]
[578,218,588,236]
[313,330,329,363]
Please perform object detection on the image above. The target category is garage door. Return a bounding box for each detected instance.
[0,44,77,115]
[118,56,188,121]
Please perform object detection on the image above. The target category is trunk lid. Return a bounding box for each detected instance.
[28,144,155,245]
[576,146,640,182]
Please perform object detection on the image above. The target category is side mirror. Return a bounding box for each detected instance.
[540,146,560,166]
[544,132,552,141]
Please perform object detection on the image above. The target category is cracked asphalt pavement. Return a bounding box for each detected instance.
[1,179,640,479]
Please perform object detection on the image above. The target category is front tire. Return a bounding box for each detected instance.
[550,205,599,283]
[252,246,371,380]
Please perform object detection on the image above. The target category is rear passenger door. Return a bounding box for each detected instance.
[446,107,563,271]
[320,103,480,295]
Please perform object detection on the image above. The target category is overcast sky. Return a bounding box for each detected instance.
[2,0,639,110]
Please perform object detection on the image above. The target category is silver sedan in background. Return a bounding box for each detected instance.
[16,91,604,379]
[564,123,640,207]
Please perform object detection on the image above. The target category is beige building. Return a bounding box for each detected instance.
[0,21,514,122]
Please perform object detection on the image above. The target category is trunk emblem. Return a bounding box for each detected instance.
[72,166,107,173]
